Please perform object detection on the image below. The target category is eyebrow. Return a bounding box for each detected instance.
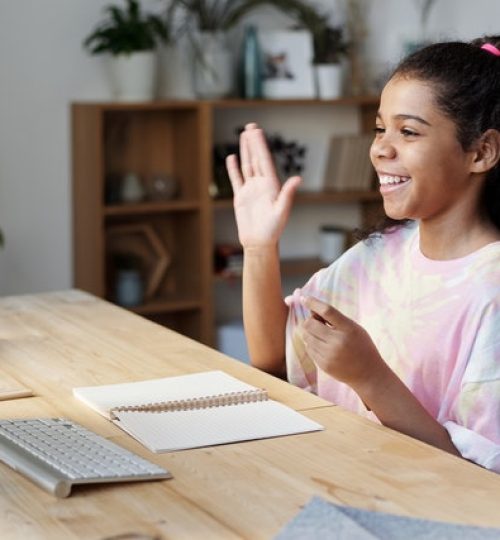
[376,112,432,126]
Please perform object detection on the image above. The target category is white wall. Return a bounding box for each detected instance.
[0,0,500,296]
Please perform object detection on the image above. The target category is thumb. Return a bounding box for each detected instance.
[276,175,301,217]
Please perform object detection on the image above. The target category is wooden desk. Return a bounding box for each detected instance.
[0,290,499,539]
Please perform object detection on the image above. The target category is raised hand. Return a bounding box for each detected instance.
[226,123,301,248]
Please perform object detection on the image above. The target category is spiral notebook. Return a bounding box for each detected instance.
[73,371,323,452]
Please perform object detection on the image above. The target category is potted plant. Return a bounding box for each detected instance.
[165,0,252,98]
[277,0,349,99]
[84,0,171,101]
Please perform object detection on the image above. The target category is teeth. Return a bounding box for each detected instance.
[379,175,410,185]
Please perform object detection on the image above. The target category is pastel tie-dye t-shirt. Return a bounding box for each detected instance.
[286,221,500,472]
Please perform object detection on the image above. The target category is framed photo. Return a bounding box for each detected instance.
[259,30,315,99]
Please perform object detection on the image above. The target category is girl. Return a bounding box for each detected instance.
[226,36,500,472]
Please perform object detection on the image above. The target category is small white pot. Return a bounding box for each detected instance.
[315,63,344,100]
[109,51,156,102]
[191,31,233,99]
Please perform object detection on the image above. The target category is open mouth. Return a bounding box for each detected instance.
[379,174,411,186]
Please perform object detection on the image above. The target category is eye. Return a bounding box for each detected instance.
[401,128,418,137]
[373,126,385,135]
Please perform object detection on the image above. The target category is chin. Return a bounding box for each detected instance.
[382,203,410,221]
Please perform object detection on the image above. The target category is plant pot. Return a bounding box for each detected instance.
[191,31,233,99]
[315,63,344,100]
[109,51,156,101]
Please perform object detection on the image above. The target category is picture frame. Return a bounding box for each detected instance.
[259,30,315,99]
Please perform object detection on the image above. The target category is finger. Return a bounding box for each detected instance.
[244,126,267,176]
[226,154,243,192]
[275,175,301,218]
[301,296,351,329]
[250,128,278,179]
[303,317,335,343]
[240,130,254,179]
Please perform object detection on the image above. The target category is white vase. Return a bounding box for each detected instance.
[157,42,195,99]
[109,51,156,102]
[315,63,344,100]
[120,173,145,203]
[191,31,233,99]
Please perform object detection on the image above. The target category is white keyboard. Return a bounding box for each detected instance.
[0,418,171,497]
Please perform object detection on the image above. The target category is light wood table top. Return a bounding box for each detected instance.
[0,290,499,539]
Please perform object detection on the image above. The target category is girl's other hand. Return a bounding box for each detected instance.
[300,296,388,391]
[226,123,301,248]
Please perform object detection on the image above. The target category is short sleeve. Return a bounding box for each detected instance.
[285,272,326,394]
[444,301,500,472]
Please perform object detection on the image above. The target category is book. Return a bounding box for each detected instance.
[276,496,500,539]
[73,370,323,453]
[323,134,374,191]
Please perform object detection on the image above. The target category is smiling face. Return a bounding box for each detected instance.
[370,76,480,224]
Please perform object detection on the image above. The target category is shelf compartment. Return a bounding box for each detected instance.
[105,212,203,304]
[103,108,201,203]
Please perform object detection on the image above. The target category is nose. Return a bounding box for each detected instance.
[370,133,397,161]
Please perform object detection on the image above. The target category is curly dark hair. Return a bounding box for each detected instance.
[358,35,500,240]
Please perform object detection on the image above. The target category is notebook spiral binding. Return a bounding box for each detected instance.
[110,389,269,418]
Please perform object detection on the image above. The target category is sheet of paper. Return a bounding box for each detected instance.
[114,400,323,452]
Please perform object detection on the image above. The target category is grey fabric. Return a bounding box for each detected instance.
[275,496,500,539]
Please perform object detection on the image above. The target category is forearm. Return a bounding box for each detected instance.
[353,365,461,456]
[243,245,288,377]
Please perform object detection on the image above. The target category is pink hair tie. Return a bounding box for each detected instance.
[481,43,500,56]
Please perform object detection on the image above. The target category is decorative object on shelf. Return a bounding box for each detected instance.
[238,24,263,99]
[107,223,171,302]
[319,225,347,264]
[212,127,307,198]
[322,134,374,192]
[191,30,234,98]
[83,0,171,101]
[315,64,344,100]
[144,173,179,201]
[267,132,307,178]
[283,0,349,99]
[113,253,145,307]
[120,172,145,203]
[259,30,315,99]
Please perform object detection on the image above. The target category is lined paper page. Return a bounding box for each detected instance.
[114,400,323,452]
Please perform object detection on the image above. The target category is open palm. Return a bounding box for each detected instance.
[226,123,301,248]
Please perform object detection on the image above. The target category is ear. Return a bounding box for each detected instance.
[470,129,500,174]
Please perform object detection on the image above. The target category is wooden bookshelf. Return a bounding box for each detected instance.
[72,97,380,346]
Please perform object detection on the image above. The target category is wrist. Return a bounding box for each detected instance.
[349,356,394,408]
[243,244,279,257]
